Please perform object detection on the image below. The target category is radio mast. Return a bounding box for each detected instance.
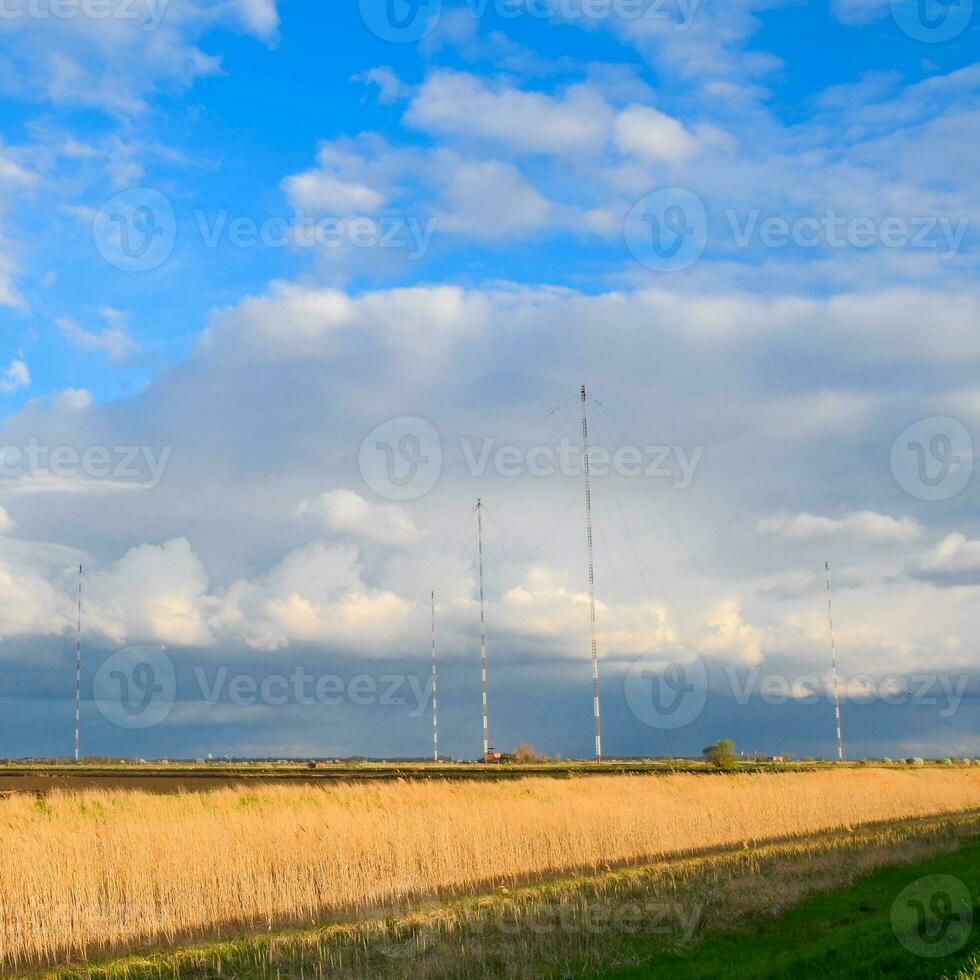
[431,590,439,763]
[580,386,602,762]
[74,563,82,764]
[476,499,489,759]
[825,561,844,762]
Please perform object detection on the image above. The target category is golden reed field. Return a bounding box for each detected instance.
[3,769,979,970]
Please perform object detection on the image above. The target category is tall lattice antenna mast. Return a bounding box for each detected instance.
[476,499,489,759]
[74,563,82,764]
[825,561,844,762]
[431,589,439,763]
[580,385,602,762]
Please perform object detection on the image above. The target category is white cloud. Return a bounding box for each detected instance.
[86,538,214,647]
[913,533,980,584]
[0,0,282,114]
[282,172,385,214]
[0,359,29,393]
[0,247,24,308]
[613,105,703,165]
[235,0,280,38]
[435,159,553,238]
[406,72,613,155]
[203,280,486,363]
[296,489,417,546]
[699,599,765,666]
[212,543,412,651]
[0,556,68,641]
[499,565,678,657]
[57,313,140,363]
[759,510,924,542]
[51,388,92,411]
[560,0,780,84]
[353,66,410,104]
[2,279,980,696]
[831,0,889,24]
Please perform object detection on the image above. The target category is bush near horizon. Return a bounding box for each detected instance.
[703,740,738,770]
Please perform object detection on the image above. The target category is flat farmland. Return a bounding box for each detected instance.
[0,760,799,796]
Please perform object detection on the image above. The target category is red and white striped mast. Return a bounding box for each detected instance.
[476,499,490,759]
[74,563,82,763]
[580,386,602,762]
[825,561,844,762]
[431,589,439,762]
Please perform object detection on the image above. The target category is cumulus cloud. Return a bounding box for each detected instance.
[498,565,678,658]
[759,510,924,542]
[282,170,385,214]
[212,543,412,652]
[435,159,553,238]
[352,66,411,104]
[0,359,29,393]
[296,489,417,546]
[202,280,486,363]
[86,538,214,647]
[1,277,979,757]
[0,0,281,114]
[831,0,889,24]
[613,105,705,165]
[912,533,980,586]
[406,72,613,155]
[51,388,92,411]
[699,599,765,666]
[56,312,140,363]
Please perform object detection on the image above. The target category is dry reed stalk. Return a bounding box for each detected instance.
[2,769,978,969]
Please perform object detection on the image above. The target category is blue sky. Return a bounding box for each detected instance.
[0,0,977,761]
